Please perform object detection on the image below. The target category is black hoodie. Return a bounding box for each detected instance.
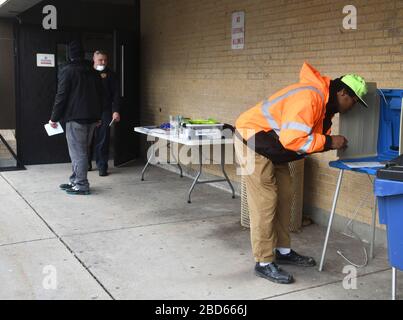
[51,59,106,123]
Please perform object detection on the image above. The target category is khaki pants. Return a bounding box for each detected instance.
[234,136,292,263]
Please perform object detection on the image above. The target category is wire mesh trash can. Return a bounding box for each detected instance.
[241,159,305,232]
[240,176,250,228]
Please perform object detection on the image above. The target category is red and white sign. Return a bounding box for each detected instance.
[36,54,55,67]
[232,12,245,50]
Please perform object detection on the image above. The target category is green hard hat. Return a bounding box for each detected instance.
[341,74,369,108]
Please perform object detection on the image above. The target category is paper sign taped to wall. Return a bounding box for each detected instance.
[37,54,55,67]
[232,12,245,50]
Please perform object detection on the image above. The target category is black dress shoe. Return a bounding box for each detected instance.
[99,170,108,177]
[275,250,317,267]
[59,183,75,191]
[255,263,294,284]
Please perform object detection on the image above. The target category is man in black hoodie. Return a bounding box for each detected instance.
[49,40,104,195]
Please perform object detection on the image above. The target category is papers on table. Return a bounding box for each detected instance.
[342,161,385,169]
[149,128,169,135]
[141,126,168,135]
[44,122,64,136]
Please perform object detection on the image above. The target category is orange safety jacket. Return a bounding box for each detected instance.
[235,62,334,164]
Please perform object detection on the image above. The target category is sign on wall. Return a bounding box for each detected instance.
[232,11,245,50]
[36,54,55,68]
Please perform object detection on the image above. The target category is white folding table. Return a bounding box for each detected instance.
[135,127,236,203]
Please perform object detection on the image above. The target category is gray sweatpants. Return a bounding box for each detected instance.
[66,121,97,191]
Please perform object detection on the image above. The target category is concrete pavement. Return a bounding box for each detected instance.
[0,161,401,300]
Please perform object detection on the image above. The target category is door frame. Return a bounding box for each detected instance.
[14,19,140,165]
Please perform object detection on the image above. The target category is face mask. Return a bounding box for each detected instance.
[96,65,106,72]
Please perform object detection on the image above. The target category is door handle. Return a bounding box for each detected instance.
[121,44,125,98]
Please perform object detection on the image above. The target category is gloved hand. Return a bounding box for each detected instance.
[159,123,171,130]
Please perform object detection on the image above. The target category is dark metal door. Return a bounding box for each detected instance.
[113,29,140,167]
[16,25,78,165]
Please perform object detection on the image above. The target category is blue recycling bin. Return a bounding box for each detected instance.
[374,179,403,271]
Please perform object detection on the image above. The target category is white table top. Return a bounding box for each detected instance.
[134,127,234,146]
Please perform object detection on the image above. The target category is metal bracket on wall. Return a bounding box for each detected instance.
[0,134,25,172]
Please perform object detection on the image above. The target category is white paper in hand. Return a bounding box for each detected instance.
[45,123,64,136]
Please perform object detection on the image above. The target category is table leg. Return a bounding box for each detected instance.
[188,145,203,204]
[392,268,397,301]
[221,143,235,199]
[141,141,155,181]
[369,197,378,260]
[177,163,183,178]
[319,169,345,272]
[169,142,183,178]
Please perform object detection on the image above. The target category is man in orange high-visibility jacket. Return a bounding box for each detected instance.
[234,62,369,284]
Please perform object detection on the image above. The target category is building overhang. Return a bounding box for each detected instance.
[0,0,43,18]
[0,0,134,18]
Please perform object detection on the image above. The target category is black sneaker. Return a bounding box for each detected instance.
[275,250,316,267]
[255,263,294,284]
[60,183,75,191]
[66,187,91,196]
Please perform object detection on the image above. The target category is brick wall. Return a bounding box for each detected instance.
[140,0,403,226]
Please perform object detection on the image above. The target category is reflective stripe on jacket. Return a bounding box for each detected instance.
[235,62,332,163]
